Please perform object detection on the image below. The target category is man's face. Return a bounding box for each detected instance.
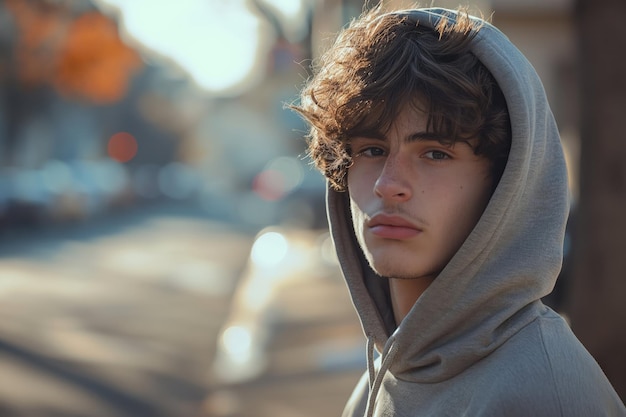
[347,102,494,280]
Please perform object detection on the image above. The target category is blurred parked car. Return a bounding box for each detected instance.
[0,159,132,228]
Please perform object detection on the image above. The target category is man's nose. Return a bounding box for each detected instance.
[374,154,412,201]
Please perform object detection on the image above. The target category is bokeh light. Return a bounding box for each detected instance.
[252,169,285,201]
[250,231,289,268]
[107,132,138,163]
[221,325,253,363]
[252,156,304,201]
[157,162,198,200]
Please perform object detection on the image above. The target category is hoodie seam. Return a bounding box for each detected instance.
[537,319,565,417]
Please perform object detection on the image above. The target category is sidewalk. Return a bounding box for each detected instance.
[0,207,253,416]
[0,205,366,417]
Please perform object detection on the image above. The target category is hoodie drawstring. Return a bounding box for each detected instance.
[365,335,398,417]
[367,336,376,390]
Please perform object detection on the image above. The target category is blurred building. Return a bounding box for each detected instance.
[0,0,187,228]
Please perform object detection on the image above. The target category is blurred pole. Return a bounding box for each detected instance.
[567,0,626,402]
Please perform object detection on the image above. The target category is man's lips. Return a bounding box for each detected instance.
[368,214,422,240]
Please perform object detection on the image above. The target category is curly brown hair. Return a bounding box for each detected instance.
[291,6,511,191]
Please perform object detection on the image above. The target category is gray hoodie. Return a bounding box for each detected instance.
[326,8,626,417]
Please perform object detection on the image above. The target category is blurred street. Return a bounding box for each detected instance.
[0,204,364,417]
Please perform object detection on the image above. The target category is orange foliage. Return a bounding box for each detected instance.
[55,12,143,103]
[6,0,143,104]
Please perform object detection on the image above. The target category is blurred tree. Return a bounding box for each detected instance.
[6,0,142,103]
[55,11,142,103]
[1,0,144,166]
[567,0,626,402]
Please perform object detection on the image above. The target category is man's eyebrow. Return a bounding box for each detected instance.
[405,131,444,142]
[349,133,386,141]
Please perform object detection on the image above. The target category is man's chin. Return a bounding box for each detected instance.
[364,246,416,277]
[366,258,414,279]
[365,255,439,280]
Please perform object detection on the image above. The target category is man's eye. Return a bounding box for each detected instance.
[358,147,386,157]
[424,150,450,160]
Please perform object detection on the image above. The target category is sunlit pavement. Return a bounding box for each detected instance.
[205,250,366,417]
[0,204,253,417]
[0,204,365,417]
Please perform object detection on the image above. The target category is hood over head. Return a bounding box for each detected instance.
[327,8,570,383]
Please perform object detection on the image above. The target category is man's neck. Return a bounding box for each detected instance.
[389,276,435,325]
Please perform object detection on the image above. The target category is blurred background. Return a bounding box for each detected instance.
[0,0,624,416]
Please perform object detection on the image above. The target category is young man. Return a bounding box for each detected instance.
[293,5,626,417]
